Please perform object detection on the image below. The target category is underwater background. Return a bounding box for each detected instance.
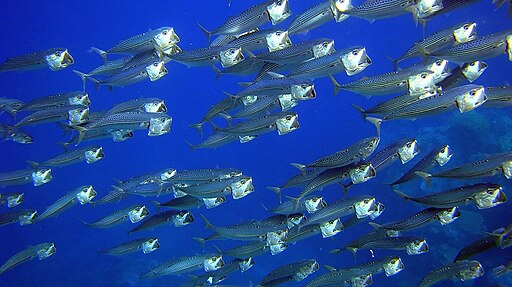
[0,0,511,286]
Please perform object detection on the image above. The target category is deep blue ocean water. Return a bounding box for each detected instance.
[0,1,511,286]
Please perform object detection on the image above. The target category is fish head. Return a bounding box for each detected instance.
[426,59,451,82]
[304,196,327,214]
[68,107,90,125]
[144,100,167,113]
[459,262,484,281]
[153,27,180,52]
[162,44,182,57]
[418,87,441,99]
[45,49,74,71]
[333,0,353,13]
[276,112,300,135]
[383,257,404,276]
[142,238,160,254]
[203,197,226,209]
[84,146,104,164]
[287,213,307,228]
[320,218,344,238]
[7,193,24,208]
[146,61,167,81]
[502,159,512,179]
[278,94,299,111]
[11,131,34,144]
[462,61,488,82]
[173,211,194,226]
[231,176,254,199]
[69,93,91,106]
[454,22,477,43]
[291,83,316,100]
[204,255,224,272]
[239,135,258,143]
[350,274,373,287]
[406,239,429,255]
[18,210,38,225]
[407,71,436,96]
[398,139,419,164]
[362,137,381,158]
[220,47,245,68]
[507,35,512,61]
[474,185,507,209]
[270,242,288,255]
[241,95,258,106]
[354,196,377,219]
[435,145,453,166]
[455,85,487,113]
[76,185,97,205]
[128,205,149,223]
[172,185,188,198]
[37,243,57,260]
[498,225,512,248]
[266,229,288,245]
[266,30,292,52]
[160,168,177,181]
[313,40,336,58]
[111,129,134,142]
[32,168,52,186]
[349,163,376,184]
[414,0,443,19]
[267,0,292,25]
[369,202,386,220]
[437,206,460,225]
[148,115,172,136]
[239,257,255,272]
[342,47,372,76]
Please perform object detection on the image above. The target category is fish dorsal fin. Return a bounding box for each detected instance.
[267,71,285,78]
[324,265,338,272]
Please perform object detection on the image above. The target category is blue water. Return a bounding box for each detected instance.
[1,1,511,286]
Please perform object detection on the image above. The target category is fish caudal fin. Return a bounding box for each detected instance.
[72,70,90,92]
[90,47,108,63]
[188,122,204,138]
[351,104,367,120]
[393,188,412,202]
[284,195,300,212]
[365,117,382,138]
[26,160,40,169]
[199,214,215,230]
[328,74,342,96]
[197,23,212,44]
[266,186,282,204]
[192,237,207,250]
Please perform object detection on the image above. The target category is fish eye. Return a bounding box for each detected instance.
[210,56,218,60]
[363,199,369,204]
[470,62,476,66]
[323,42,328,47]
[240,180,246,184]
[352,50,359,55]
[470,90,476,96]
[276,31,281,36]
[55,52,61,57]
[421,74,427,79]
[286,115,291,120]
[163,30,168,35]
[436,61,442,66]
[463,25,469,30]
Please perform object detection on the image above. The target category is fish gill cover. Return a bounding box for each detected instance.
[0,0,511,286]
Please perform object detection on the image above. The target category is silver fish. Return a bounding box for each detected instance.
[256,38,336,65]
[35,186,96,222]
[129,210,193,234]
[417,260,484,287]
[371,207,460,231]
[215,111,299,136]
[259,259,319,286]
[0,243,56,275]
[0,48,73,72]
[15,105,89,127]
[288,0,350,35]
[0,192,24,208]
[21,91,90,112]
[103,98,167,117]
[98,238,159,255]
[26,146,104,168]
[0,209,38,226]
[228,29,292,52]
[83,205,149,228]
[483,85,512,108]
[345,0,414,22]
[142,254,223,278]
[0,98,25,116]
[0,168,52,187]
[454,225,512,261]
[170,46,245,68]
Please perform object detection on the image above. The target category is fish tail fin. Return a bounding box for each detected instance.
[218,112,232,126]
[197,23,212,44]
[414,171,432,187]
[89,47,108,63]
[414,43,431,63]
[199,214,214,230]
[212,65,222,80]
[340,182,352,195]
[386,56,399,71]
[393,188,411,202]
[72,125,87,146]
[328,74,342,96]
[188,122,204,138]
[266,186,282,204]
[26,160,40,169]
[351,104,367,120]
[208,119,222,133]
[365,117,382,138]
[72,70,90,92]
[192,237,207,250]
[284,195,300,212]
[289,162,306,173]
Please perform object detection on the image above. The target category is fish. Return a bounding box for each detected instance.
[0,48,74,72]
[416,152,512,184]
[369,207,460,231]
[189,96,238,137]
[142,254,224,278]
[20,91,90,112]
[93,27,179,60]
[198,0,291,42]
[363,138,419,171]
[230,95,280,119]
[189,258,253,286]
[291,136,380,171]
[287,46,372,79]
[59,128,134,148]
[425,29,512,64]
[391,22,477,68]
[233,77,316,99]
[26,146,104,168]
[210,28,260,47]
[483,86,512,108]
[0,192,24,208]
[170,46,245,68]
[345,0,415,22]
[259,259,319,286]
[214,56,267,79]
[220,241,270,259]
[34,186,97,222]
[200,214,287,241]
[215,111,299,136]
[172,168,242,184]
[493,261,512,277]
[128,210,193,234]
[74,60,168,90]
[269,195,327,215]
[186,133,255,149]
[15,105,89,127]
[266,168,324,201]
[437,61,488,90]
[179,175,254,200]
[287,0,350,35]
[454,224,512,261]
[256,38,336,65]
[0,168,52,187]
[417,260,484,287]
[103,98,167,117]
[0,209,38,226]
[394,183,507,209]
[82,205,149,228]
[227,29,292,52]
[0,124,33,144]
[0,243,56,275]
[98,238,159,255]
[334,235,428,256]
[155,195,204,210]
[81,51,132,75]
[390,145,453,185]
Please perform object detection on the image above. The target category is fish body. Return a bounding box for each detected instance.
[235,77,315,98]
[216,111,299,136]
[0,48,73,72]
[201,214,286,240]
[101,27,179,56]
[222,241,269,259]
[454,225,511,261]
[83,205,149,228]
[103,98,166,117]
[99,238,159,255]
[346,0,414,21]
[483,86,512,108]
[417,260,484,287]
[228,29,292,52]
[21,91,90,112]
[15,105,89,127]
[35,186,96,222]
[0,168,52,187]
[270,195,326,215]
[373,207,459,231]
[191,259,248,285]
[256,38,335,65]
[156,195,204,210]
[129,210,193,234]
[27,146,104,168]
[170,46,244,68]
[142,254,223,278]
[0,243,56,275]
[350,236,429,255]
[84,56,132,77]
[367,138,419,171]
[287,1,339,35]
[259,259,319,286]
[0,209,38,226]
[180,175,253,199]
